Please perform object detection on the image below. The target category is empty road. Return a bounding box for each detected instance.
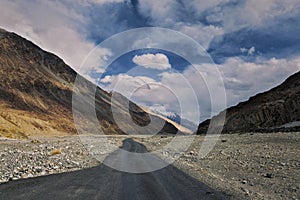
[0,138,229,200]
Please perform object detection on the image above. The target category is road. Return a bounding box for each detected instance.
[0,138,229,200]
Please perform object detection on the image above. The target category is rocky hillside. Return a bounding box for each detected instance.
[197,71,300,134]
[0,28,181,138]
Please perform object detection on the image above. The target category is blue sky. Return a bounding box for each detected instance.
[0,0,299,127]
[98,49,190,78]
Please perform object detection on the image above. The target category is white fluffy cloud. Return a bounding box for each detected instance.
[132,53,171,70]
[100,74,157,97]
[149,104,177,118]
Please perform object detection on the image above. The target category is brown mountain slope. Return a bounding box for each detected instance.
[0,28,181,139]
[197,71,300,134]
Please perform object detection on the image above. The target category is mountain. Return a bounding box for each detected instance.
[197,71,300,134]
[151,110,197,132]
[0,28,181,139]
[165,113,197,132]
[141,106,193,134]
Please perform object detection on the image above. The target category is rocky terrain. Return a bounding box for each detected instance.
[0,28,182,139]
[0,133,299,200]
[197,71,300,134]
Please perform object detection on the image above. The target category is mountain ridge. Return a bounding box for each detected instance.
[0,28,182,138]
[197,70,300,134]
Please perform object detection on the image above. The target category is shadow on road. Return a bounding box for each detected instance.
[0,138,229,200]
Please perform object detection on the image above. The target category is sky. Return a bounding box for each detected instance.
[0,0,299,128]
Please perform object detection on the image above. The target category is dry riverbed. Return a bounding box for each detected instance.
[0,132,299,200]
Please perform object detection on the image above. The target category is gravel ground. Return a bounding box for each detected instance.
[139,132,300,200]
[0,132,299,200]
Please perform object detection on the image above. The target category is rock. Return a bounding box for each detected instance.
[265,173,274,178]
[71,161,79,166]
[27,173,33,178]
[50,149,62,156]
[75,150,83,155]
[21,174,28,179]
[31,140,41,144]
[40,171,47,176]
[241,187,250,195]
[36,167,42,173]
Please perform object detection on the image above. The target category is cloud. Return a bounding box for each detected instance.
[158,56,300,121]
[1,0,299,125]
[98,70,200,122]
[0,0,112,81]
[99,52,300,125]
[185,0,229,14]
[136,0,225,49]
[2,0,299,72]
[208,8,300,63]
[240,46,255,55]
[99,74,157,97]
[99,65,217,123]
[137,0,300,57]
[82,0,150,43]
[239,0,300,27]
[186,0,300,29]
[149,104,177,118]
[215,56,300,106]
[247,47,255,55]
[132,53,171,70]
[100,75,113,84]
[174,23,224,49]
[81,0,124,5]
[138,0,178,26]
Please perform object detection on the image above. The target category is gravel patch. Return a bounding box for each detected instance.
[137,132,300,200]
[0,136,99,183]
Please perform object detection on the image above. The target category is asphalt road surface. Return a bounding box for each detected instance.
[0,138,229,200]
